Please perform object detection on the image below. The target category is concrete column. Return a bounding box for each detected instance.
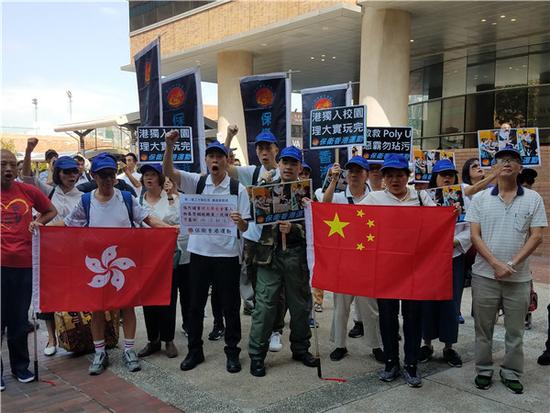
[217,51,253,164]
[359,7,411,127]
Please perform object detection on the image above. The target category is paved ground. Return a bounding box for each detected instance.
[2,256,549,412]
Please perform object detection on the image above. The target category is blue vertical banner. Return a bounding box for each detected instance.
[134,38,162,127]
[301,84,352,190]
[161,68,206,173]
[240,72,291,165]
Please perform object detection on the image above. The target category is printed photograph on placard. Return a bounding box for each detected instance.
[413,148,455,183]
[477,127,540,167]
[251,180,312,225]
[321,169,347,193]
[426,184,466,222]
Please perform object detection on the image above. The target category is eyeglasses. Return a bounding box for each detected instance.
[496,157,521,165]
[96,170,116,179]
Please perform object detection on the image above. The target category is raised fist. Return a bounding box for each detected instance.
[26,137,39,153]
[165,129,179,146]
[227,124,239,137]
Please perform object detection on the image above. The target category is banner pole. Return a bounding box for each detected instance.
[32,311,39,381]
[334,149,339,165]
[312,307,322,378]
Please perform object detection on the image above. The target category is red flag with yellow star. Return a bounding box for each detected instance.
[305,202,456,300]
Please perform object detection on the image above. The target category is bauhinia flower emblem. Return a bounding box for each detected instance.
[86,246,136,291]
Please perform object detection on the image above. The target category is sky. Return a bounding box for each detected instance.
[1,0,218,135]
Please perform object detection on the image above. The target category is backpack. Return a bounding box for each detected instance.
[251,165,262,186]
[48,186,57,200]
[81,190,135,227]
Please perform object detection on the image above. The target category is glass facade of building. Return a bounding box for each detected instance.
[408,43,550,149]
[129,1,215,32]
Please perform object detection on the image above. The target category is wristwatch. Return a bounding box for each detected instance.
[506,260,516,269]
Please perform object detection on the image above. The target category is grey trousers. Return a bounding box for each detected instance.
[472,275,530,380]
[330,293,382,349]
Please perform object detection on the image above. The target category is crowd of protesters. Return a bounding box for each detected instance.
[1,124,548,394]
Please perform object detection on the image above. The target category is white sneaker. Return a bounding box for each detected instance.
[269,332,283,352]
[44,345,57,356]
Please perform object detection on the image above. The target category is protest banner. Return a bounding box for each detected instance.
[137,126,193,164]
[477,127,540,167]
[179,194,238,237]
[426,184,467,222]
[251,179,312,225]
[134,38,162,127]
[413,148,455,183]
[240,73,290,165]
[305,202,456,300]
[161,67,206,173]
[301,84,351,190]
[32,227,178,312]
[351,127,413,163]
[309,105,366,150]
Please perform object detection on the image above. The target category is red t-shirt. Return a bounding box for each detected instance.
[1,181,52,268]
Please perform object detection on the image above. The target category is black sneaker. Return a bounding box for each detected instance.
[403,364,422,388]
[329,347,348,361]
[13,369,35,383]
[418,345,433,363]
[443,348,462,367]
[208,325,225,341]
[372,347,385,363]
[474,374,492,390]
[537,350,550,366]
[348,321,364,338]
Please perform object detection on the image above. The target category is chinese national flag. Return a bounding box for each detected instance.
[33,227,178,312]
[305,203,456,300]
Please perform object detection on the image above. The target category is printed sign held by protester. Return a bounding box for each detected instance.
[413,148,455,183]
[310,105,366,149]
[251,179,312,225]
[353,127,413,163]
[477,127,540,167]
[321,169,347,193]
[179,194,238,237]
[426,184,467,222]
[137,126,193,164]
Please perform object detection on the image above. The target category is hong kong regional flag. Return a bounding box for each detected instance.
[305,202,456,300]
[32,227,178,312]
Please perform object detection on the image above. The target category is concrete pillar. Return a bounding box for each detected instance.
[217,51,253,164]
[359,7,411,127]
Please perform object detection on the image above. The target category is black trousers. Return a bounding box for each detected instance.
[1,267,32,375]
[378,298,422,367]
[143,267,180,342]
[545,304,550,353]
[188,254,241,356]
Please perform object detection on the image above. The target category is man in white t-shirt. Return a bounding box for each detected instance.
[163,131,250,374]
[117,152,142,195]
[62,153,170,376]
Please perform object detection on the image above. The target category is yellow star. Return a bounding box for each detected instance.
[324,213,350,238]
[356,210,365,218]
[366,219,375,228]
[367,233,375,242]
[356,243,365,251]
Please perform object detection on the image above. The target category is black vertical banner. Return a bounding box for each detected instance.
[240,73,290,165]
[161,68,206,173]
[302,85,350,190]
[134,39,162,127]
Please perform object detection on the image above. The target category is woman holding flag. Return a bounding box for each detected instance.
[360,154,436,388]
[21,138,83,357]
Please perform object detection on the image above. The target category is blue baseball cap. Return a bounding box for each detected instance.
[139,163,162,174]
[205,140,228,156]
[254,131,278,145]
[54,156,79,170]
[302,162,311,172]
[494,148,521,162]
[91,153,117,173]
[381,154,409,171]
[345,156,370,171]
[432,159,457,174]
[279,146,302,163]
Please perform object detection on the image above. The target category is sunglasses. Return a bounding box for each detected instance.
[60,168,79,175]
[96,170,116,179]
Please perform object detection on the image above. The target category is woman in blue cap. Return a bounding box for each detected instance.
[419,159,471,368]
[21,138,84,357]
[136,164,183,359]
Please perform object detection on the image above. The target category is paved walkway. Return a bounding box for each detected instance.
[2,256,549,412]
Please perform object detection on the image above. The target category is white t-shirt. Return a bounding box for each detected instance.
[330,185,370,205]
[176,171,251,257]
[360,187,436,207]
[64,188,150,228]
[117,171,142,195]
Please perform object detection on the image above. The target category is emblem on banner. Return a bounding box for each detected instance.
[314,96,334,109]
[144,60,152,84]
[255,86,274,107]
[167,86,185,108]
[86,246,136,291]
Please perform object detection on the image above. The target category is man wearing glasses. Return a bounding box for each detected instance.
[465,148,547,394]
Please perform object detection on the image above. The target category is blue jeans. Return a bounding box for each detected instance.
[1,267,32,375]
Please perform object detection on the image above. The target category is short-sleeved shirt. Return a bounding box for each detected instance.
[465,186,548,282]
[177,171,251,257]
[117,171,142,195]
[331,185,370,205]
[1,182,53,267]
[360,187,436,207]
[64,188,150,228]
